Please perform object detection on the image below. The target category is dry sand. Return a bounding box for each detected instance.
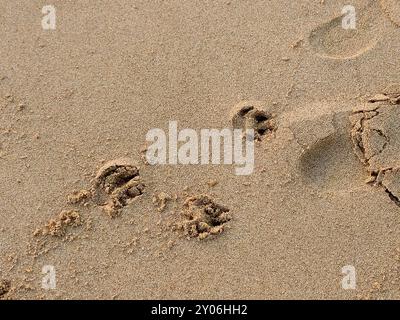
[1,0,400,300]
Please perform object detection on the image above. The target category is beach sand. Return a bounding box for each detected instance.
[1,0,400,299]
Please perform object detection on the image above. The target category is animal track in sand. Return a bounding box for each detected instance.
[350,85,400,206]
[179,195,231,240]
[65,158,145,217]
[309,0,380,59]
[33,158,144,242]
[91,158,145,217]
[231,101,276,141]
[292,108,365,192]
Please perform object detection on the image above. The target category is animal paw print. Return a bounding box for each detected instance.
[92,158,145,217]
[180,195,231,240]
[231,101,276,141]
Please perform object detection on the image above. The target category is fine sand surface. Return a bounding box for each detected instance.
[1,0,400,300]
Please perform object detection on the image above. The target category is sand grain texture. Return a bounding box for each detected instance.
[1,0,400,300]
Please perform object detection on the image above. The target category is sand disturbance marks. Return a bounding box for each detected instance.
[179,195,231,240]
[350,84,400,206]
[309,0,380,59]
[34,158,144,240]
[91,158,145,217]
[289,103,365,192]
[34,210,82,237]
[153,192,172,212]
[0,280,11,298]
[231,101,276,141]
[67,158,145,217]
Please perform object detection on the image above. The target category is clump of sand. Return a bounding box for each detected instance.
[152,192,172,212]
[67,189,92,205]
[33,210,82,237]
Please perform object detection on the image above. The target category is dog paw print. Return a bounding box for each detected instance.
[231,101,276,141]
[180,195,231,240]
[92,158,145,217]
